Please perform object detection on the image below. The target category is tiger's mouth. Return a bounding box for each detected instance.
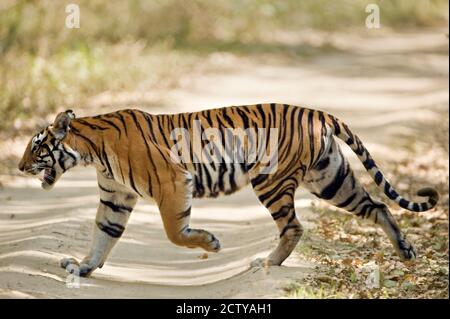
[39,168,57,190]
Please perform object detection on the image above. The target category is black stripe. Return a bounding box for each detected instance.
[101,140,115,179]
[384,182,399,200]
[314,156,330,170]
[203,110,214,127]
[265,182,296,208]
[258,177,296,207]
[61,144,77,162]
[399,198,409,208]
[194,163,205,197]
[96,221,125,238]
[179,225,189,234]
[98,183,115,193]
[349,194,369,212]
[357,204,372,218]
[42,144,57,167]
[40,132,49,145]
[221,109,235,128]
[270,103,277,125]
[363,158,376,170]
[56,150,67,172]
[332,117,341,135]
[142,112,157,142]
[307,111,315,167]
[236,108,249,129]
[97,118,122,137]
[297,108,305,157]
[228,162,237,193]
[271,205,292,220]
[112,112,128,136]
[176,207,191,220]
[354,137,365,156]
[77,119,108,131]
[70,128,102,163]
[156,115,171,148]
[193,176,204,198]
[280,106,296,156]
[100,199,132,213]
[374,171,383,185]
[250,174,269,188]
[429,197,438,206]
[279,224,300,238]
[256,104,266,129]
[319,160,349,200]
[203,164,213,195]
[343,123,354,144]
[218,163,227,193]
[128,158,142,196]
[147,171,153,197]
[350,174,356,190]
[336,193,357,208]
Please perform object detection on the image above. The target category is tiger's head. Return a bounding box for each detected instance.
[18,110,80,190]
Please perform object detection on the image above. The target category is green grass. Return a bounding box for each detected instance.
[2,0,447,54]
[0,0,448,134]
[0,40,197,134]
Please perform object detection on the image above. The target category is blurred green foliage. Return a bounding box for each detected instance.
[0,0,448,133]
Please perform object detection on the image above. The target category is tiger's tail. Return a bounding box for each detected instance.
[324,114,439,212]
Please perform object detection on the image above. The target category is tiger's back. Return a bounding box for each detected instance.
[149,103,331,198]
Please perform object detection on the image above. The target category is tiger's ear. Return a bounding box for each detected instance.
[52,109,76,140]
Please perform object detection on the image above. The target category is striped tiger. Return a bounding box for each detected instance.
[18,104,439,277]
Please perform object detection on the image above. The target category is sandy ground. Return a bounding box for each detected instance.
[0,29,448,298]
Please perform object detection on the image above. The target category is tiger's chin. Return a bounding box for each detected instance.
[40,168,59,190]
[41,180,55,190]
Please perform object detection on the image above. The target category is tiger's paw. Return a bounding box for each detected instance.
[204,234,221,253]
[60,257,94,277]
[397,239,417,261]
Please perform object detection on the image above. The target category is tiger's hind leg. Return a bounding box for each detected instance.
[155,177,221,253]
[250,175,303,267]
[304,139,416,260]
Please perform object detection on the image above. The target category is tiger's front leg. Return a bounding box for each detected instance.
[60,171,138,277]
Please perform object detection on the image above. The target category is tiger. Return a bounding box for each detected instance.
[18,104,439,277]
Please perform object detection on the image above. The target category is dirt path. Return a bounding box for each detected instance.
[0,29,447,298]
[0,170,317,298]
